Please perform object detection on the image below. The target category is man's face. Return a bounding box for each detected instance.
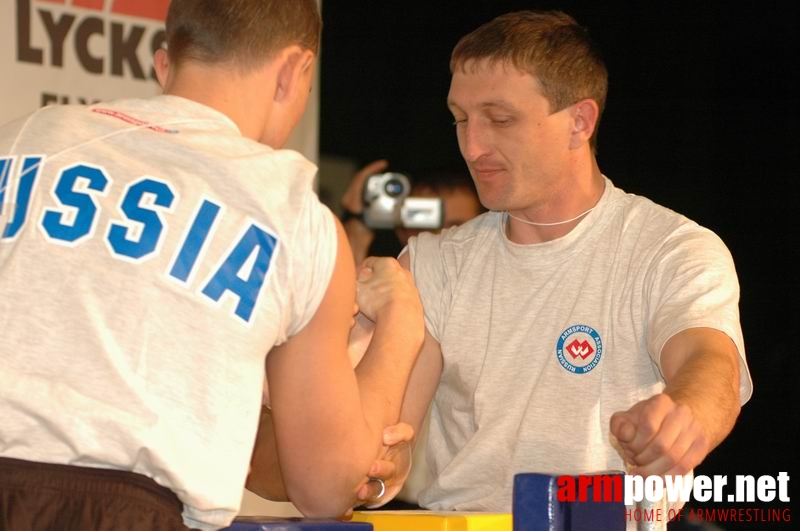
[447,59,575,212]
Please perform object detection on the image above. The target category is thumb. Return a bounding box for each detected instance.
[357,265,373,282]
[610,411,636,443]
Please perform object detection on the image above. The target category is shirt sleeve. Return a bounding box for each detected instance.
[286,192,336,337]
[646,225,753,404]
[407,231,448,342]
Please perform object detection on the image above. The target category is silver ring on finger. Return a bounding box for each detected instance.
[368,477,386,499]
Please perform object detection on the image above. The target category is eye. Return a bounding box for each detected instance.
[490,116,513,126]
[452,117,467,127]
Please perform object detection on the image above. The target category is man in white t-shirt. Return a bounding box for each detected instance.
[370,10,753,521]
[0,1,422,529]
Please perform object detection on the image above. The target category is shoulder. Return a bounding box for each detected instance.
[408,211,500,283]
[607,184,734,270]
[612,185,726,248]
[410,211,498,259]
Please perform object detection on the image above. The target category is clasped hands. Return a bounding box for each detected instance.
[346,256,421,510]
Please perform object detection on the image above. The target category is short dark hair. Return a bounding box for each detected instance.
[165,0,321,70]
[451,10,608,147]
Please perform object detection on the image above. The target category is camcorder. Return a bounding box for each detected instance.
[362,172,443,230]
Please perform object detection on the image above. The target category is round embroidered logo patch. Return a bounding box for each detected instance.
[556,324,603,374]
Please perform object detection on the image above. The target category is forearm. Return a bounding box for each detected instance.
[266,251,424,516]
[247,406,288,501]
[611,328,743,477]
[354,305,424,440]
[273,315,425,515]
[662,328,742,452]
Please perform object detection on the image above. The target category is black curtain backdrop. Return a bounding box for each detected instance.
[320,1,796,529]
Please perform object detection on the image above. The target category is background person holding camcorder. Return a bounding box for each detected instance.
[340,159,483,264]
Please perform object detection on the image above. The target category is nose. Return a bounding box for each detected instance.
[457,121,490,163]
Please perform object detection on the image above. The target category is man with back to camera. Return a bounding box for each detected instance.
[0,1,424,529]
[353,9,753,519]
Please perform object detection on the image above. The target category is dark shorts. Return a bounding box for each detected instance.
[0,456,190,531]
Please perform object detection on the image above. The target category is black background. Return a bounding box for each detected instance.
[319,1,796,529]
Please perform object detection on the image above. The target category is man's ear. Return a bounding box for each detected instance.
[153,48,170,89]
[274,47,315,103]
[569,99,600,149]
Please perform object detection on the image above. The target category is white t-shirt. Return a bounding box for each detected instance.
[0,96,336,529]
[408,178,752,513]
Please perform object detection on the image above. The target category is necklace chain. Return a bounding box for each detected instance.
[505,206,594,227]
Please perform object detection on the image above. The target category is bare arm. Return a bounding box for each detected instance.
[246,406,286,501]
[610,327,741,477]
[397,329,444,447]
[256,219,423,517]
[351,249,443,506]
[395,249,444,440]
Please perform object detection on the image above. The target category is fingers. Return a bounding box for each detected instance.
[354,442,413,509]
[383,422,414,446]
[611,395,670,458]
[663,436,707,477]
[356,475,389,505]
[611,394,709,478]
[368,459,397,480]
[355,159,390,181]
[631,403,688,467]
[355,257,419,322]
[347,302,359,329]
[610,411,636,443]
[610,412,638,465]
[358,257,411,288]
[357,264,373,281]
[342,159,389,213]
[632,428,693,477]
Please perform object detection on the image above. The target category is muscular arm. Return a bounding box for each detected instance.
[347,250,444,506]
[246,406,286,501]
[610,327,741,477]
[396,249,443,448]
[251,220,423,517]
[397,334,443,448]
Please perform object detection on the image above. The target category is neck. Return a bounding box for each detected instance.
[162,63,274,142]
[505,165,605,244]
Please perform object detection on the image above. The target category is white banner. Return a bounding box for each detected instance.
[1,0,319,161]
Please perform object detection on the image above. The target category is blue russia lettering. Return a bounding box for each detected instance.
[1,155,42,239]
[202,223,278,323]
[1,156,276,324]
[169,199,221,282]
[42,163,108,243]
[107,177,175,260]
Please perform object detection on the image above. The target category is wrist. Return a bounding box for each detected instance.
[340,208,365,224]
[374,302,425,347]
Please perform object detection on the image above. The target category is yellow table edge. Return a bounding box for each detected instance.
[350,510,512,531]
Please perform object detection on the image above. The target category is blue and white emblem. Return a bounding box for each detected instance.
[556,324,603,374]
